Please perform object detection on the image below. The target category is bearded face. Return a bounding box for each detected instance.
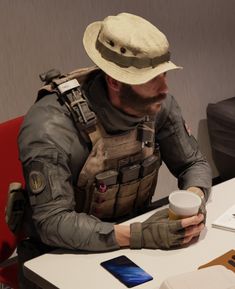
[119,83,167,117]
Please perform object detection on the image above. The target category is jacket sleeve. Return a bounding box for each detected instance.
[18,97,119,252]
[156,95,212,200]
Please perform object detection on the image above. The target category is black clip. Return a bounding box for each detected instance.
[56,79,97,130]
[70,97,97,129]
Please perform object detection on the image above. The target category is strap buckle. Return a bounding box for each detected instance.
[57,79,97,130]
[70,98,97,130]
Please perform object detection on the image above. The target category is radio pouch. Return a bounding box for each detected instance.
[5,182,26,234]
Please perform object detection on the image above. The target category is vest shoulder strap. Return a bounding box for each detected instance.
[37,66,100,143]
[37,66,99,100]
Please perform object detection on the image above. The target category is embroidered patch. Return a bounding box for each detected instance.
[29,171,46,194]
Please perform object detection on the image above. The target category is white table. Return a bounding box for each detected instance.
[24,178,235,289]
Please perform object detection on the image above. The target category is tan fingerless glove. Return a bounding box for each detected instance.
[130,208,184,249]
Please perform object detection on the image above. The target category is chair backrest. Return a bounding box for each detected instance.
[207,97,235,180]
[0,116,24,263]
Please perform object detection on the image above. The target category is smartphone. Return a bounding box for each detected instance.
[100,255,153,288]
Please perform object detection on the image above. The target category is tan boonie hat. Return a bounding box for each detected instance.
[83,12,182,85]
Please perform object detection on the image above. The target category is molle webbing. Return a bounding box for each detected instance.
[76,118,161,220]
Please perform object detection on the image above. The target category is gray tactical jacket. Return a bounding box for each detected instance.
[18,70,212,252]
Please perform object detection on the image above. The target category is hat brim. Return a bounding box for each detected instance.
[83,21,182,85]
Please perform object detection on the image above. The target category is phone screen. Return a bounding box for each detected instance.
[100,255,153,288]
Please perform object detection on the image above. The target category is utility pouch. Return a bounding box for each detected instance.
[89,170,119,219]
[115,179,141,218]
[95,170,118,187]
[135,154,161,208]
[119,164,141,183]
[5,182,26,234]
[135,169,157,209]
[140,155,159,177]
[90,184,119,219]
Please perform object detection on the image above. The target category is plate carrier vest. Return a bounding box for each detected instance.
[38,67,161,221]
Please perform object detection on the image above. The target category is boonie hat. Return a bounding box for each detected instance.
[83,12,182,85]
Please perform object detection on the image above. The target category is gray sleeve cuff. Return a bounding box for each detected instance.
[40,213,120,252]
[90,221,120,252]
[130,222,142,249]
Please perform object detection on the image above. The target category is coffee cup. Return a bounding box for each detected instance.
[168,190,201,220]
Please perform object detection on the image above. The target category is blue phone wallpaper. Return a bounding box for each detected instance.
[101,255,153,288]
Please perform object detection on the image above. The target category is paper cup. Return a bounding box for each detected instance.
[168,190,201,220]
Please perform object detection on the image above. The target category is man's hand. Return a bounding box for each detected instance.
[187,187,207,222]
[130,208,205,249]
[181,213,205,244]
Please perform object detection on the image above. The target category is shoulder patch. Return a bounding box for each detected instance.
[29,171,46,194]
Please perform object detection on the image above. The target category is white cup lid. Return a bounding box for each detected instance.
[169,190,201,216]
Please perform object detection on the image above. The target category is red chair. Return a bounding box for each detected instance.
[0,116,24,289]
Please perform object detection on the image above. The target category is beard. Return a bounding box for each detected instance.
[119,83,167,117]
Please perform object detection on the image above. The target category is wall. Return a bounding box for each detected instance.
[1,0,235,200]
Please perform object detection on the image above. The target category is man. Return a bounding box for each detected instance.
[17,13,211,288]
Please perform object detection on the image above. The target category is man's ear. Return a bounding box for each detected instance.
[105,75,121,92]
